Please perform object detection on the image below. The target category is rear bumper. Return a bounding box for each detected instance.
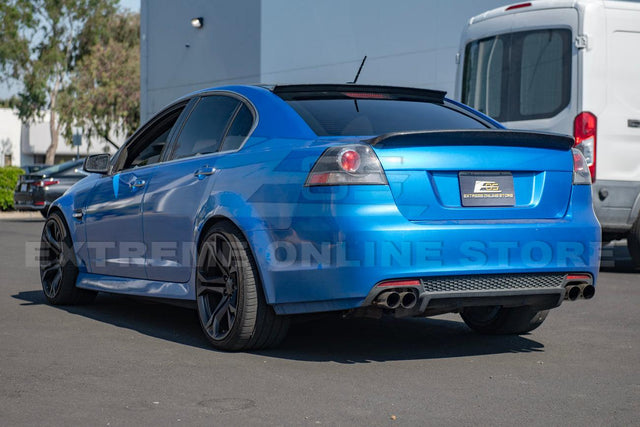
[363,272,594,317]
[593,179,640,236]
[260,185,601,315]
[13,192,47,211]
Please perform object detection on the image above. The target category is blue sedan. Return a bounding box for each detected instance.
[40,84,600,351]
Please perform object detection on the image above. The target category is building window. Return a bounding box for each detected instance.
[4,155,11,166]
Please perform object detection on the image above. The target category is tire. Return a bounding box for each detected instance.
[40,212,97,305]
[627,215,640,269]
[196,222,289,351]
[461,306,549,335]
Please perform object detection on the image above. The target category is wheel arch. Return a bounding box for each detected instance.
[195,214,278,305]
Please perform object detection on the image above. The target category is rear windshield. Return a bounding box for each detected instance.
[462,29,571,122]
[38,160,83,176]
[285,99,487,136]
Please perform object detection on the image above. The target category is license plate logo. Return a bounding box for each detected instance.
[459,172,515,207]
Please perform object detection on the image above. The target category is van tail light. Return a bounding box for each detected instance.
[305,144,388,186]
[573,112,596,182]
[506,2,532,11]
[34,179,59,187]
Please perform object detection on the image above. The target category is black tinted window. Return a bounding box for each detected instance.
[171,96,239,159]
[119,105,185,172]
[220,104,253,152]
[286,99,486,136]
[462,29,571,121]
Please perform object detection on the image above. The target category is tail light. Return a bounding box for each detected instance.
[305,144,387,186]
[573,112,596,182]
[34,179,59,187]
[506,2,532,11]
[572,148,591,185]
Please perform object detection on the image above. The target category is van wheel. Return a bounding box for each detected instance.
[628,216,640,269]
[461,306,548,335]
[196,223,289,351]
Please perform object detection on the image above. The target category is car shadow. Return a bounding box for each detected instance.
[13,289,545,362]
[600,240,638,273]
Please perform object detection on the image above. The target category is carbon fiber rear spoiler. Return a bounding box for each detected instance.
[366,130,575,151]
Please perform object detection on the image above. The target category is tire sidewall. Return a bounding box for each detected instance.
[196,224,257,350]
[41,213,79,304]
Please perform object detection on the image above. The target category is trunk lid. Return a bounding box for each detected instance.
[369,130,574,221]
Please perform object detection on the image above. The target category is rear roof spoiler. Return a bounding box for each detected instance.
[273,84,446,103]
[367,130,575,151]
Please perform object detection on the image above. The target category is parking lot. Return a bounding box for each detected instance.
[0,213,638,426]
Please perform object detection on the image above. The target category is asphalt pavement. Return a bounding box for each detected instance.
[0,215,638,426]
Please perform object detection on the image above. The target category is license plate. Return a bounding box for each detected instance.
[459,172,515,207]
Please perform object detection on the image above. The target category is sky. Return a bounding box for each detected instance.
[0,0,140,99]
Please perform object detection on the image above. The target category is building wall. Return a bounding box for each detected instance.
[141,0,513,121]
[0,108,119,167]
[141,0,261,120]
[0,109,21,167]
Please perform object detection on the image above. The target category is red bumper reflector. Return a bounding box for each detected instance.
[566,274,591,281]
[378,279,421,287]
[34,201,45,206]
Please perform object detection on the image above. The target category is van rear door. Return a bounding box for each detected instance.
[458,5,579,137]
[597,4,640,181]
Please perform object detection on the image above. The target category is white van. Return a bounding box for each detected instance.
[455,0,640,268]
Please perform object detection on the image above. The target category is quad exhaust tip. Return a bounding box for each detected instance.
[374,290,418,310]
[564,283,595,301]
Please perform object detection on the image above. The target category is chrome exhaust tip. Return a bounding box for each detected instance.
[565,285,580,301]
[582,284,595,300]
[399,291,417,309]
[374,291,401,309]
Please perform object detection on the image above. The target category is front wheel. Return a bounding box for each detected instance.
[461,306,548,335]
[196,223,289,351]
[40,212,96,305]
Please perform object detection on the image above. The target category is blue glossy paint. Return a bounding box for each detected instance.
[50,85,601,315]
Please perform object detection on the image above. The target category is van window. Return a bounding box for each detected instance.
[462,29,571,122]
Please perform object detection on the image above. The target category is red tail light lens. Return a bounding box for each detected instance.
[305,144,387,186]
[339,149,361,173]
[506,2,532,11]
[34,179,59,187]
[573,112,596,182]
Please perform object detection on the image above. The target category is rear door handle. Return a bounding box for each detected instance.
[628,119,640,128]
[130,178,146,188]
[194,166,216,179]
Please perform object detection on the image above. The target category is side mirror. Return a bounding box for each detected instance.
[84,154,111,174]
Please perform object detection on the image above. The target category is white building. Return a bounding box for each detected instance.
[0,109,21,167]
[0,108,119,167]
[140,0,514,121]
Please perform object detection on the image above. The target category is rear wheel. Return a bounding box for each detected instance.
[627,215,640,269]
[461,306,548,335]
[196,223,289,351]
[40,212,97,305]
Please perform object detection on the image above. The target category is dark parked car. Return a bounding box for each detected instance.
[14,159,87,217]
[21,164,48,174]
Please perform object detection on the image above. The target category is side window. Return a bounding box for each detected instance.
[116,106,185,172]
[170,96,240,160]
[220,104,253,152]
